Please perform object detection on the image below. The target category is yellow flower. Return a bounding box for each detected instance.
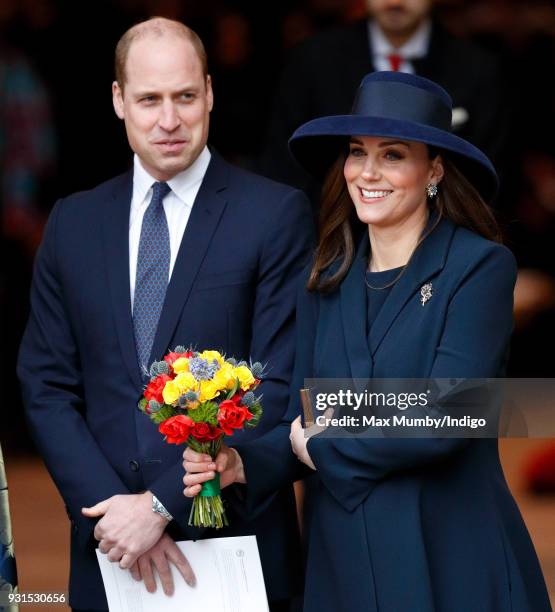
[234,365,256,391]
[212,362,236,391]
[172,357,190,374]
[162,380,181,405]
[199,350,225,367]
[174,372,197,393]
[199,380,220,402]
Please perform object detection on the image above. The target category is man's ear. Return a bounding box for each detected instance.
[112,81,125,119]
[206,75,214,112]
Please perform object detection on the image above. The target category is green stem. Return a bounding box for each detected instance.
[186,437,228,528]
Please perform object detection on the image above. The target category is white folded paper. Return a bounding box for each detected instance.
[96,536,269,612]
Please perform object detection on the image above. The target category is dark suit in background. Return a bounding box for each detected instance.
[17,151,313,609]
[261,20,510,204]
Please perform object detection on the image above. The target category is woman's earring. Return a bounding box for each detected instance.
[426,183,438,198]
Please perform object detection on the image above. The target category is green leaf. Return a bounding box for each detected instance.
[188,401,219,425]
[150,404,177,424]
[138,397,148,412]
[226,378,240,399]
[245,402,262,428]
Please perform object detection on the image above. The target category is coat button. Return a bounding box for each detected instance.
[129,460,140,472]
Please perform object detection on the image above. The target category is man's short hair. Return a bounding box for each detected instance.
[115,17,208,91]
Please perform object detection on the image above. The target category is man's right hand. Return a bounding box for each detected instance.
[182,445,246,498]
[129,533,195,595]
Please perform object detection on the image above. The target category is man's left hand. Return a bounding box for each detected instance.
[129,533,196,595]
[81,491,168,568]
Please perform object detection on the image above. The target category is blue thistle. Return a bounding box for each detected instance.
[184,390,199,402]
[174,345,187,353]
[149,400,162,413]
[226,357,237,366]
[251,362,264,379]
[188,356,220,380]
[242,391,256,407]
[155,361,170,376]
[237,360,247,367]
[149,360,168,379]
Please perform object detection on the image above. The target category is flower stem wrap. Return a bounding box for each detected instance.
[187,438,228,529]
[199,473,221,497]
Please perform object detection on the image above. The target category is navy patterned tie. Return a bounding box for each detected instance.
[133,181,171,375]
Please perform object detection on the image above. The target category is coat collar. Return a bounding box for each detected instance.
[339,214,456,379]
[103,151,229,391]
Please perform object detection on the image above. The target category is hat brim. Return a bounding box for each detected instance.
[288,115,499,202]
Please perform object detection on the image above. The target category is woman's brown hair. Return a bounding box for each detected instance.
[307,148,502,293]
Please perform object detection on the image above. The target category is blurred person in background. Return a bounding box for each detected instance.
[205,11,267,169]
[0,0,57,455]
[0,2,56,254]
[0,444,17,599]
[510,148,555,496]
[261,0,511,213]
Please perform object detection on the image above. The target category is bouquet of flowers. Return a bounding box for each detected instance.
[138,347,263,529]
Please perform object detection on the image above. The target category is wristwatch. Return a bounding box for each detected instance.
[151,494,173,522]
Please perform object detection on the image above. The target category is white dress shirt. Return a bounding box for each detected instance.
[129,146,211,309]
[369,18,432,74]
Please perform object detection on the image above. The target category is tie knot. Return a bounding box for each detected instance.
[387,54,403,72]
[151,181,171,204]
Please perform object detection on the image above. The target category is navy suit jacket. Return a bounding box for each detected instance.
[17,152,314,608]
[238,218,552,612]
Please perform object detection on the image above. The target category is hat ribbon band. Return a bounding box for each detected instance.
[352,81,452,132]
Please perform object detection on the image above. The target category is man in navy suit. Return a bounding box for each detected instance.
[17,17,312,611]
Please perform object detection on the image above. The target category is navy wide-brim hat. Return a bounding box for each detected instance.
[289,71,498,202]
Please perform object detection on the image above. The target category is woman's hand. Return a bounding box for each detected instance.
[290,416,316,470]
[182,445,246,498]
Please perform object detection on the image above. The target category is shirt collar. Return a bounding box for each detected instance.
[369,18,431,60]
[132,146,212,208]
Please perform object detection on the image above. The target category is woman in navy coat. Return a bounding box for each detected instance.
[183,72,552,611]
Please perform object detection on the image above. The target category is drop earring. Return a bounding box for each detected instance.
[426,183,438,198]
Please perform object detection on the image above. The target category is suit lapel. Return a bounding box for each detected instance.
[149,153,229,363]
[412,21,445,81]
[102,170,143,390]
[340,233,373,381]
[365,20,380,74]
[353,19,374,78]
[368,216,456,356]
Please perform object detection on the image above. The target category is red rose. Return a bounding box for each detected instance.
[217,399,253,436]
[144,374,172,405]
[164,350,194,368]
[190,422,223,443]
[159,415,194,445]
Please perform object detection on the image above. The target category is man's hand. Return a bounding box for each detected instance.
[129,533,196,595]
[183,445,246,498]
[81,491,168,568]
